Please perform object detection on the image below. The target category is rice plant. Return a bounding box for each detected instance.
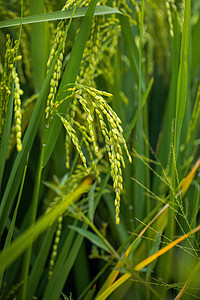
[0,0,200,299]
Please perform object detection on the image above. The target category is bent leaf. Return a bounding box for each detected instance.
[69,226,110,253]
[0,6,122,28]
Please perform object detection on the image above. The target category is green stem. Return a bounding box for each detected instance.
[21,132,46,300]
[0,154,29,290]
[133,0,145,223]
[165,0,191,285]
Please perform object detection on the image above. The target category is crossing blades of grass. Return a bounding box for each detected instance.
[42,223,88,300]
[26,225,56,300]
[0,177,92,273]
[96,222,200,300]
[135,224,200,272]
[0,154,28,290]
[96,204,169,299]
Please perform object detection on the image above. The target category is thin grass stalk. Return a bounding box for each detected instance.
[133,0,145,222]
[20,138,46,300]
[0,154,28,290]
[174,0,191,157]
[165,0,191,284]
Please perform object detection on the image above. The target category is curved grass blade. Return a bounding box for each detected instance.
[42,220,87,300]
[96,204,169,298]
[30,0,46,92]
[118,14,146,92]
[174,260,200,300]
[0,177,92,273]
[0,6,121,29]
[0,154,28,290]
[95,273,131,300]
[27,225,56,300]
[96,221,200,300]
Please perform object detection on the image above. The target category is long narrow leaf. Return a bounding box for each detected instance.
[95,273,131,300]
[27,225,56,300]
[0,177,92,272]
[42,223,87,300]
[0,6,121,29]
[118,15,145,91]
[174,0,191,155]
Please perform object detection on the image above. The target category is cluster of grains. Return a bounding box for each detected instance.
[85,87,132,224]
[45,1,133,223]
[64,0,138,119]
[62,0,90,10]
[59,85,132,224]
[0,2,34,83]
[45,0,94,119]
[116,0,137,25]
[0,35,13,140]
[63,1,123,153]
[7,94,38,158]
[77,11,121,89]
[46,162,99,278]
[45,21,66,118]
[0,281,23,300]
[0,35,23,152]
[59,114,88,169]
[165,0,175,37]
[19,30,32,82]
[48,216,63,279]
[176,0,185,29]
[12,66,23,152]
